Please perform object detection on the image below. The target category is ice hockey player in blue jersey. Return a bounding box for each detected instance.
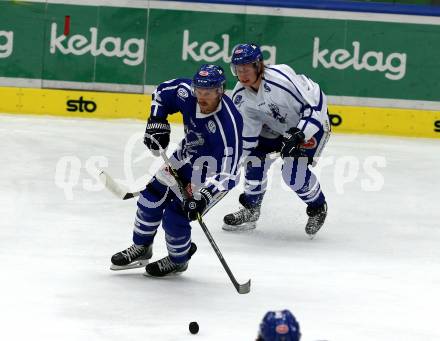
[223,43,330,237]
[110,64,243,276]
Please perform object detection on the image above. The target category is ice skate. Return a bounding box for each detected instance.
[110,243,153,270]
[222,204,260,231]
[223,194,261,231]
[144,242,197,277]
[305,202,327,238]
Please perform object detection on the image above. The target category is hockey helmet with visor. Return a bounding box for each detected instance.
[191,64,226,96]
[230,43,263,76]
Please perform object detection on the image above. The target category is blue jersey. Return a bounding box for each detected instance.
[150,78,243,196]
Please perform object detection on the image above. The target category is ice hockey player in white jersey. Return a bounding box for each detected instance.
[223,43,331,237]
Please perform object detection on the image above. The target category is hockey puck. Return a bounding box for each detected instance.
[189,321,199,334]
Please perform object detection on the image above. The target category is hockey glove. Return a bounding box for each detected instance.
[144,117,171,156]
[280,127,306,159]
[183,188,212,221]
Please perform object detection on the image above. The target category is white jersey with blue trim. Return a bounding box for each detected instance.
[230,64,330,154]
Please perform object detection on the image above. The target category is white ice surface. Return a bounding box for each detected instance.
[1,114,440,341]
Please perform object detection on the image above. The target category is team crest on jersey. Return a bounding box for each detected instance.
[268,103,286,123]
[177,87,189,99]
[234,95,243,105]
[207,120,216,133]
[263,82,271,92]
[301,137,318,149]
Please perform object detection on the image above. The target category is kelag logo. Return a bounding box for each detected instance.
[435,120,440,132]
[182,29,276,64]
[50,23,145,66]
[312,37,406,81]
[67,97,97,113]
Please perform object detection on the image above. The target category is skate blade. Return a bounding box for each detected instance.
[142,269,187,278]
[307,233,317,240]
[110,259,149,271]
[222,222,256,232]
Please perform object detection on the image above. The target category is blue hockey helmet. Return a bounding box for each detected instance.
[257,310,301,341]
[231,43,263,65]
[191,64,226,93]
[230,43,263,76]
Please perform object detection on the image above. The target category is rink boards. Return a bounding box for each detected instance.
[0,86,439,138]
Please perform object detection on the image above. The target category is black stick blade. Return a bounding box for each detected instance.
[237,279,251,294]
[122,193,135,200]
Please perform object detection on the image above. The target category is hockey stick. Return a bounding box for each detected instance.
[99,152,280,201]
[153,145,251,295]
[99,170,140,200]
[99,140,251,294]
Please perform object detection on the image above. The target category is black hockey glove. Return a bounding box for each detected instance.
[183,188,212,221]
[144,117,171,156]
[280,127,306,159]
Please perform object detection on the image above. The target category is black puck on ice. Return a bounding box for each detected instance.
[189,321,199,334]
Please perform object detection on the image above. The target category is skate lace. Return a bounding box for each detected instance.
[124,244,144,261]
[306,210,326,234]
[308,216,320,225]
[306,216,321,235]
[158,257,177,272]
[233,207,252,220]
